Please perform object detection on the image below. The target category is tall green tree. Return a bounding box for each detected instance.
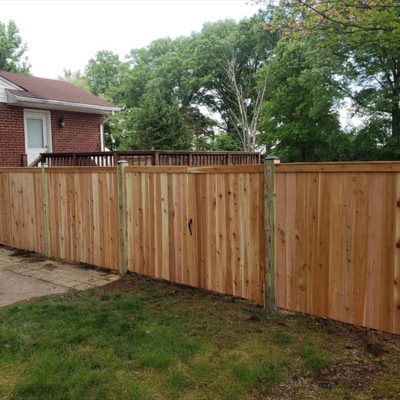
[128,91,192,150]
[261,1,400,159]
[108,15,278,152]
[259,37,346,161]
[190,14,279,150]
[0,20,30,73]
[104,37,215,149]
[85,50,122,101]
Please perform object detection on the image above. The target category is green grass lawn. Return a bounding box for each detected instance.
[0,274,399,400]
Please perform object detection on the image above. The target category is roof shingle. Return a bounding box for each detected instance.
[0,70,116,109]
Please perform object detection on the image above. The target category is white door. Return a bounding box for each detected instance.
[24,110,51,165]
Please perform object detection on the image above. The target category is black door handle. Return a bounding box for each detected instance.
[188,218,193,236]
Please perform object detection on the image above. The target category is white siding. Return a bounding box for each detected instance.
[0,77,20,103]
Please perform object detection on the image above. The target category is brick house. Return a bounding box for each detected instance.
[0,71,119,166]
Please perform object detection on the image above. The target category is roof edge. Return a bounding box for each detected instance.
[7,90,121,113]
[0,76,23,90]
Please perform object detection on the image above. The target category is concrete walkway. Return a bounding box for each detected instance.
[0,247,119,307]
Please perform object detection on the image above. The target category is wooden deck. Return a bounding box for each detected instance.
[30,150,261,167]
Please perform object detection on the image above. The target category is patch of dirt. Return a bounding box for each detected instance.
[317,349,377,390]
[10,249,46,262]
[264,314,400,399]
[101,278,138,293]
[44,263,57,271]
[303,315,399,349]
[248,315,261,323]
[260,376,323,400]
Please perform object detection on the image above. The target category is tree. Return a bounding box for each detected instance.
[107,37,216,150]
[261,1,400,46]
[190,15,279,150]
[121,37,196,107]
[85,50,122,101]
[129,91,192,150]
[259,37,346,161]
[347,43,400,146]
[0,20,30,73]
[58,69,89,91]
[260,1,400,158]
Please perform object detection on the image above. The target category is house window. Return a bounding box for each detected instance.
[26,118,44,148]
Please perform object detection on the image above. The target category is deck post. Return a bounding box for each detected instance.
[117,160,128,274]
[264,156,279,310]
[21,154,28,167]
[41,163,50,258]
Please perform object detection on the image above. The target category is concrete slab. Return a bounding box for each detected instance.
[0,269,68,307]
[0,246,120,308]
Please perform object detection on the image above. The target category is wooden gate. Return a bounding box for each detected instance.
[124,166,265,304]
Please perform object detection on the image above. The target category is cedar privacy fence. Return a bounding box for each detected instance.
[0,161,399,335]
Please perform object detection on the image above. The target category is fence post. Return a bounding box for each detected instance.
[117,160,128,274]
[41,163,50,258]
[264,156,279,310]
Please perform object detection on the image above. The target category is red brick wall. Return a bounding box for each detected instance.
[0,104,25,167]
[0,105,103,166]
[51,110,103,152]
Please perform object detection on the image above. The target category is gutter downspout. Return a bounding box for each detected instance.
[100,111,114,151]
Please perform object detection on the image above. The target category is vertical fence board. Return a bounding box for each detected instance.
[276,164,400,335]
[124,166,264,304]
[2,162,399,335]
[0,169,44,254]
[45,169,119,271]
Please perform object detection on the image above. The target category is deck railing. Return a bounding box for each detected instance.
[30,150,261,167]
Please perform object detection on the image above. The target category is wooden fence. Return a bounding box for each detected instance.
[275,162,400,335]
[122,166,265,303]
[0,165,265,304]
[0,162,399,335]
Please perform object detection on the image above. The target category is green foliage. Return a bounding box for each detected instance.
[79,4,400,160]
[0,20,30,73]
[345,42,400,143]
[261,1,400,159]
[58,69,89,91]
[189,14,279,150]
[208,133,238,151]
[259,37,346,162]
[95,15,278,152]
[129,91,192,150]
[85,50,122,101]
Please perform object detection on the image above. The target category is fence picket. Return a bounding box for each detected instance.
[1,162,400,335]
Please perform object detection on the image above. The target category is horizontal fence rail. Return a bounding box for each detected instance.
[1,161,399,335]
[30,151,261,167]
